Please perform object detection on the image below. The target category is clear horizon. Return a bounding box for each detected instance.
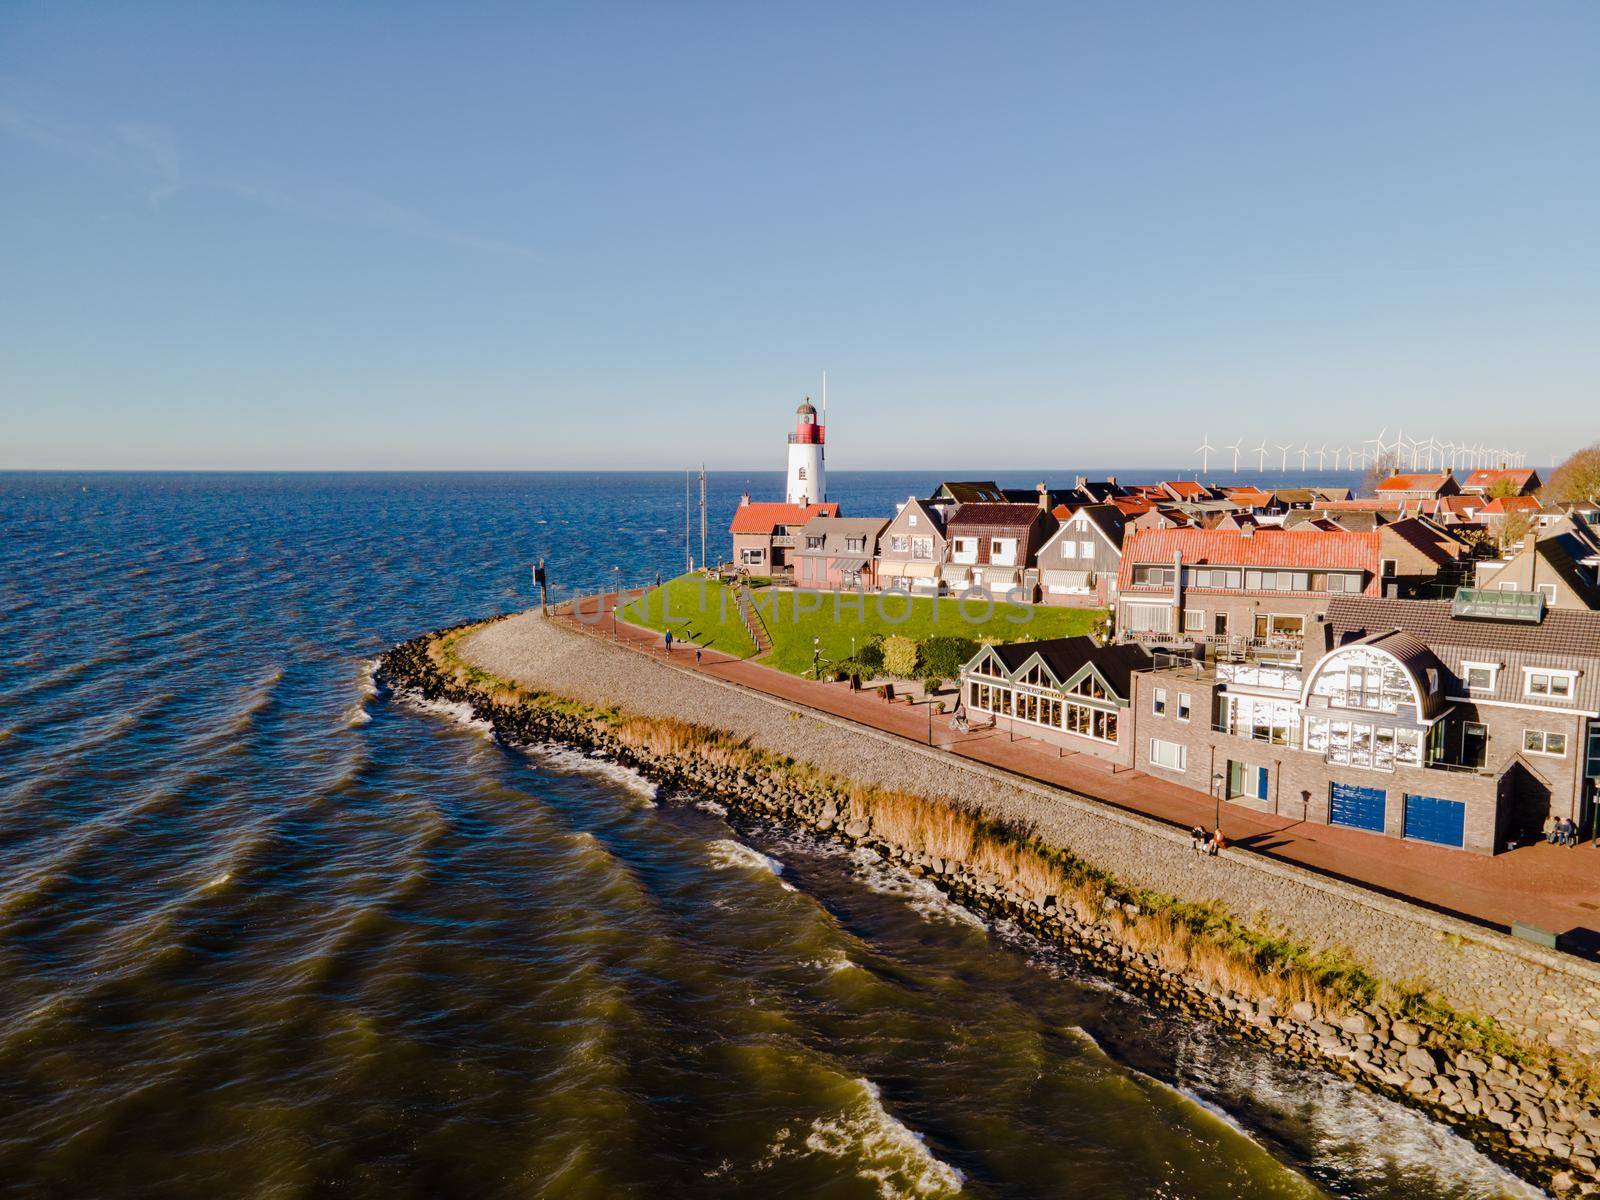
[4,4,1597,470]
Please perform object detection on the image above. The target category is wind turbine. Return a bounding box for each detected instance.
[1331,446,1345,471]
[1441,440,1457,470]
[1227,437,1244,473]
[1276,442,1293,472]
[1297,444,1310,470]
[1363,427,1388,468]
[1315,444,1327,470]
[1195,434,1216,475]
[1253,439,1270,472]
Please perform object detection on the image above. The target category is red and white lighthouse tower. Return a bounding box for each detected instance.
[785,396,826,505]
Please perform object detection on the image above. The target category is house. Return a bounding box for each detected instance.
[943,502,1058,599]
[792,516,889,591]
[729,497,839,575]
[1375,470,1462,501]
[1271,487,1354,508]
[1461,467,1542,497]
[959,636,1152,763]
[1115,526,1385,649]
[1132,593,1600,853]
[1478,495,1543,541]
[1474,520,1600,610]
[876,497,948,594]
[1036,504,1127,608]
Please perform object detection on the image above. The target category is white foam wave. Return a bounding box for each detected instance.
[708,839,785,876]
[344,657,381,727]
[802,951,856,974]
[803,1078,965,1200]
[520,743,659,804]
[402,693,494,738]
[695,798,729,817]
[847,849,986,931]
[1176,1032,1541,1198]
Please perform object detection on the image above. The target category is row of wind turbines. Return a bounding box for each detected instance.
[1192,429,1528,476]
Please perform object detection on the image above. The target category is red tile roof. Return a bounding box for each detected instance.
[1480,495,1541,515]
[728,501,839,534]
[1161,480,1209,500]
[1223,486,1273,505]
[1463,468,1538,492]
[1118,527,1381,593]
[1376,472,1454,493]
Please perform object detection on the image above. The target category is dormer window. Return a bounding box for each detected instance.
[1525,668,1575,700]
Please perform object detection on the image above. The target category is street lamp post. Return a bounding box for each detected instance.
[1212,772,1224,837]
[812,637,821,680]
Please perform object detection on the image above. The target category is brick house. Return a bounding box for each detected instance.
[1116,527,1384,650]
[876,496,947,594]
[792,515,889,591]
[1036,504,1126,608]
[1116,524,1457,650]
[959,637,1152,763]
[943,502,1058,600]
[1131,593,1600,854]
[729,497,839,576]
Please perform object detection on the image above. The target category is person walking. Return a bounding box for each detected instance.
[664,630,673,655]
[694,648,702,668]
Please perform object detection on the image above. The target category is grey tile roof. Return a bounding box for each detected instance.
[1326,595,1600,660]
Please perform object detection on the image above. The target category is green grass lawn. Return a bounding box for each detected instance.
[616,575,758,658]
[619,576,1106,676]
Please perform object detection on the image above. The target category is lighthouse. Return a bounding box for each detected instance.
[785,397,826,505]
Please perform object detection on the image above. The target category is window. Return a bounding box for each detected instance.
[1462,662,1498,692]
[1183,609,1205,633]
[1080,541,1094,558]
[1525,730,1568,757]
[1123,603,1173,633]
[1226,759,1250,799]
[805,535,825,549]
[1177,693,1192,722]
[889,535,909,554]
[1525,669,1575,700]
[1381,558,1398,577]
[912,537,933,560]
[741,548,764,565]
[1497,581,1518,592]
[1132,565,1175,587]
[908,513,918,527]
[1153,687,1167,716]
[1150,739,1187,771]
[1538,583,1558,604]
[1061,541,1077,559]
[845,536,866,553]
[797,467,807,480]
[1588,726,1600,778]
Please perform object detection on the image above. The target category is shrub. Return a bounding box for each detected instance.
[920,634,978,680]
[856,636,886,673]
[882,634,921,678]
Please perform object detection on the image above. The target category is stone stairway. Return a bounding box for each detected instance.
[735,585,772,656]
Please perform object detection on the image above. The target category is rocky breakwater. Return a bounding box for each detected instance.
[382,626,1600,1196]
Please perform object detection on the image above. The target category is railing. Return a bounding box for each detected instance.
[770,534,797,548]
[1212,720,1301,750]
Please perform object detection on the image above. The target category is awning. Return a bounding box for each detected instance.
[831,556,868,571]
[1041,569,1092,588]
[902,561,939,578]
[973,567,1021,586]
[878,561,911,578]
[942,565,973,582]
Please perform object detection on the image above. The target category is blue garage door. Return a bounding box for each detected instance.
[1404,794,1465,848]
[1330,782,1387,832]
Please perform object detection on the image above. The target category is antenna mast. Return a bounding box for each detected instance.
[684,468,692,573]
[699,464,707,572]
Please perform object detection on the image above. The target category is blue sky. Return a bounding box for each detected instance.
[2,3,1596,470]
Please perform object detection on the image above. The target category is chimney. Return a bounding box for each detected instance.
[1037,482,1049,511]
[1171,551,1183,604]
[740,491,750,507]
[1108,475,1117,486]
[1241,523,1254,538]
[1076,475,1088,491]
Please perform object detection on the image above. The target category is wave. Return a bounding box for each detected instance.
[343,657,381,727]
[1173,1027,1541,1198]
[708,839,785,876]
[802,1078,965,1200]
[847,848,986,931]
[398,691,494,738]
[518,742,659,805]
[695,798,729,817]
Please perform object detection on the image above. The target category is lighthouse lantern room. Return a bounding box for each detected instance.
[784,398,826,505]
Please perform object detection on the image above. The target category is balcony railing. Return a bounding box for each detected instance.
[770,534,797,548]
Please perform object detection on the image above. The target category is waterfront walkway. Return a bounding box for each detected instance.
[558,591,1600,955]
